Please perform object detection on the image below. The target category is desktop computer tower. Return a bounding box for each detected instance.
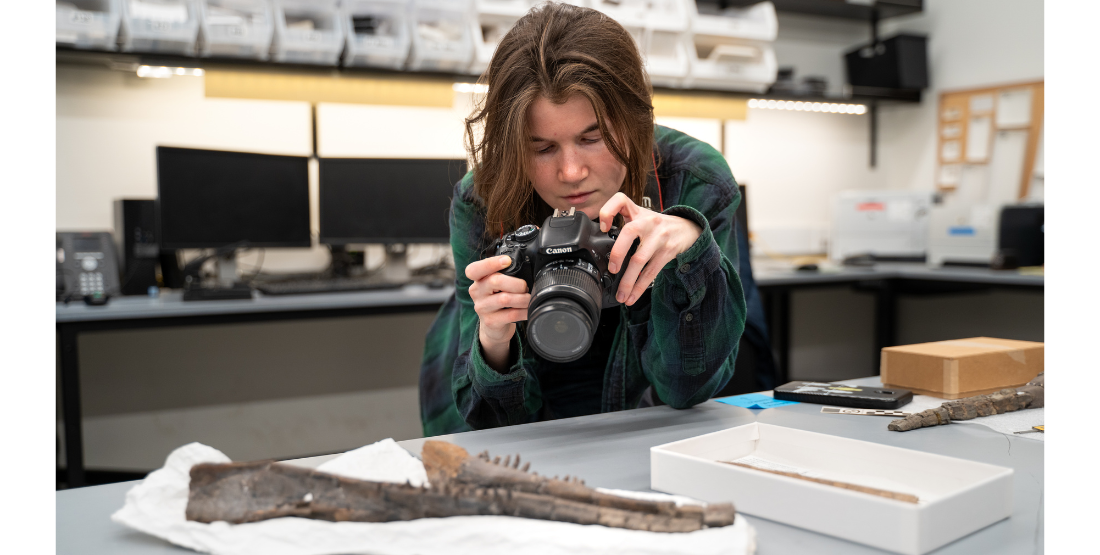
[113,199,160,295]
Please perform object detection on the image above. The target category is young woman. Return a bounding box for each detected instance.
[419,3,748,435]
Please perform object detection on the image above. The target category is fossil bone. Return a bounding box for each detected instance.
[888,373,1044,432]
[185,440,735,533]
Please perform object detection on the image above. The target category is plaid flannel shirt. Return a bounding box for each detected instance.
[419,125,747,436]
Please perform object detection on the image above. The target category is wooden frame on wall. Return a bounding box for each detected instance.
[936,80,1044,200]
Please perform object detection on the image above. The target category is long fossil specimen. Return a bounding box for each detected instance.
[185,440,735,533]
[887,373,1044,432]
[719,461,919,504]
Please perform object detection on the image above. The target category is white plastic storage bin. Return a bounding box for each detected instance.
[685,41,776,93]
[469,0,532,74]
[57,0,122,50]
[589,0,644,53]
[690,1,777,43]
[342,0,412,70]
[271,0,345,65]
[119,0,202,55]
[408,0,475,73]
[197,0,274,59]
[685,1,778,92]
[643,0,694,87]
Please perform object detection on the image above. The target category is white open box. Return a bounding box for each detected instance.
[651,423,1013,555]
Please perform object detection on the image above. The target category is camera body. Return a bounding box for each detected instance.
[490,208,637,362]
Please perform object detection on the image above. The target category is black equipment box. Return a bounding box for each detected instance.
[845,34,928,90]
[774,381,913,409]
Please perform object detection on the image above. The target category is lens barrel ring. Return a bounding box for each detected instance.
[526,263,604,362]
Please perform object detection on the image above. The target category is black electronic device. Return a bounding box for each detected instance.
[995,204,1043,269]
[844,34,928,91]
[318,157,466,245]
[57,231,122,303]
[254,277,404,296]
[774,381,913,410]
[113,199,160,295]
[489,207,639,363]
[156,146,311,250]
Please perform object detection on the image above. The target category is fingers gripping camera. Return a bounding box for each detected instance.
[490,208,639,363]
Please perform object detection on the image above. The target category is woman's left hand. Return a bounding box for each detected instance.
[598,192,702,306]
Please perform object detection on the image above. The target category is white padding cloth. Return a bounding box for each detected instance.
[112,440,756,555]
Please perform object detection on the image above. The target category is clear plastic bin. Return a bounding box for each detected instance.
[685,41,777,93]
[57,0,122,50]
[642,0,694,87]
[474,0,531,18]
[469,12,520,75]
[196,0,274,59]
[690,1,777,43]
[342,0,411,70]
[119,0,202,55]
[408,0,475,73]
[271,0,345,65]
[590,0,646,29]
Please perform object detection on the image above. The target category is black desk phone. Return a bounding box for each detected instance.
[57,232,121,303]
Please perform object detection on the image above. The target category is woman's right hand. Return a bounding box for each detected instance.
[465,255,531,371]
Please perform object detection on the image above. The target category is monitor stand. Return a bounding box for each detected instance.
[381,244,412,284]
[183,250,252,301]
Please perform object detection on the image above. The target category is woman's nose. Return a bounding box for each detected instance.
[558,148,588,184]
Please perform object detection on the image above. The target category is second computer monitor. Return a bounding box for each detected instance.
[319,158,468,245]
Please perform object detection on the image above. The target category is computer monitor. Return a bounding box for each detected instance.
[156,146,311,250]
[318,158,468,245]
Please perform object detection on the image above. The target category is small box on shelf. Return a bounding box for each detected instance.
[271,0,345,66]
[119,0,202,56]
[408,0,475,74]
[196,0,275,60]
[57,0,123,51]
[342,0,412,70]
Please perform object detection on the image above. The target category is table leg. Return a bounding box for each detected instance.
[58,325,85,488]
[873,280,898,375]
[763,288,791,385]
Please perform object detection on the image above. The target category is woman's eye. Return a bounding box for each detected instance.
[536,144,555,154]
[582,136,601,144]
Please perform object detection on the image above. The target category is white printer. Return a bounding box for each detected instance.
[829,191,934,262]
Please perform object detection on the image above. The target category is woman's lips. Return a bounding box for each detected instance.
[563,191,593,205]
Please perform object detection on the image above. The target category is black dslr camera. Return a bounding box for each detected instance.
[490,207,638,363]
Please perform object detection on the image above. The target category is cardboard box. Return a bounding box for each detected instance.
[881,337,1043,399]
[651,423,1013,555]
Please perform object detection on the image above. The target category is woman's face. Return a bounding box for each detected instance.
[525,94,627,220]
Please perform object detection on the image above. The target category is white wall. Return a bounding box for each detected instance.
[725,108,880,253]
[878,0,1045,192]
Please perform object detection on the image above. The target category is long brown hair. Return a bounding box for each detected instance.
[464,2,655,236]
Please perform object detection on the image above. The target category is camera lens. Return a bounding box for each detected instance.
[526,262,602,362]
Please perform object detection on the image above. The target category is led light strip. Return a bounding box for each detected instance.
[748,98,867,115]
[452,82,489,94]
[136,65,205,78]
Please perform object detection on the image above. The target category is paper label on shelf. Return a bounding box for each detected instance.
[938,164,961,186]
[969,94,994,113]
[965,115,992,161]
[130,1,188,23]
[996,88,1033,128]
[941,140,961,162]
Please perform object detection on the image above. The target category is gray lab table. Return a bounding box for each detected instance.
[752,263,1043,383]
[57,377,1043,555]
[56,286,454,488]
